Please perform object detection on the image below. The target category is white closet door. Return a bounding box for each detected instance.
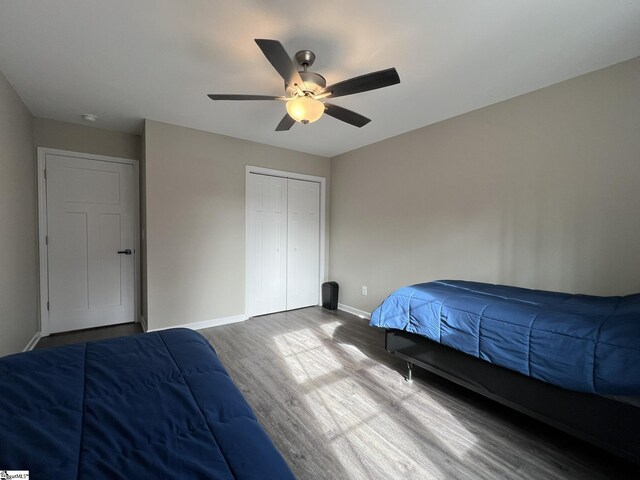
[247,173,287,316]
[287,178,320,310]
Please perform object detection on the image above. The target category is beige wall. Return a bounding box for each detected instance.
[330,57,640,313]
[34,117,141,160]
[0,70,38,356]
[140,122,148,325]
[144,120,330,330]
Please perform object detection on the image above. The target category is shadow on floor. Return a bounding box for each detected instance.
[35,322,143,349]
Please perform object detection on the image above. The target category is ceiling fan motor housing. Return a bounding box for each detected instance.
[286,71,326,96]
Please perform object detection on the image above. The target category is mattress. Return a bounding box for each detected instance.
[370,280,640,394]
[0,328,295,479]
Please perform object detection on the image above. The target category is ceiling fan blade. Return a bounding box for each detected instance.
[255,39,305,90]
[321,68,400,99]
[324,103,371,128]
[207,94,285,101]
[275,114,296,131]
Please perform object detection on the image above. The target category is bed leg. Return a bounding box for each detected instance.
[406,362,414,383]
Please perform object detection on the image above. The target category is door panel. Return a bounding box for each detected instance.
[286,179,320,310]
[247,173,287,316]
[49,211,89,310]
[97,213,122,307]
[46,154,135,333]
[63,167,121,204]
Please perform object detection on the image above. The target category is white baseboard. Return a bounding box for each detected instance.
[139,315,148,332]
[146,313,248,332]
[23,331,42,352]
[338,303,372,319]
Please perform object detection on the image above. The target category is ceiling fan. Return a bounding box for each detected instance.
[208,39,400,131]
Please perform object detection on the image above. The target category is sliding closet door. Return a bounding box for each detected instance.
[247,173,287,316]
[287,178,320,310]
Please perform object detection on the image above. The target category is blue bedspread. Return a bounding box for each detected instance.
[371,280,640,395]
[0,328,295,479]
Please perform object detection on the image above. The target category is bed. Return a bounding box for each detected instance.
[370,280,640,462]
[0,328,295,479]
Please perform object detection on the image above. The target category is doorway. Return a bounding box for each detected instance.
[245,166,325,317]
[38,148,140,335]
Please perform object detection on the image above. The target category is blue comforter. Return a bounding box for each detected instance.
[0,328,295,479]
[371,280,640,395]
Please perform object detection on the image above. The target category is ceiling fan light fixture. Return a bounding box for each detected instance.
[286,96,324,124]
[208,39,400,130]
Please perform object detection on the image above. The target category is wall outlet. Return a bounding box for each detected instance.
[361,285,368,296]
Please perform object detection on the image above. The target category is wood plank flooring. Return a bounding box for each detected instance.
[35,322,142,349]
[200,307,637,480]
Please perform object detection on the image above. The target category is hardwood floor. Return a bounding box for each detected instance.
[35,322,143,349]
[200,307,636,480]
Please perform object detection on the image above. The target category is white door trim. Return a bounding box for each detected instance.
[37,147,141,337]
[245,165,327,317]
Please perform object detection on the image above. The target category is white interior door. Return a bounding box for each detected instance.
[247,173,287,316]
[286,178,320,310]
[46,154,136,333]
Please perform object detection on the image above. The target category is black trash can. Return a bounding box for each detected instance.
[322,281,339,310]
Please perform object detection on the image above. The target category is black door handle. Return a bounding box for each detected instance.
[117,249,132,255]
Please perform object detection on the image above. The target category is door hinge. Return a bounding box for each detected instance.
[47,301,50,311]
[45,235,48,245]
[44,169,47,179]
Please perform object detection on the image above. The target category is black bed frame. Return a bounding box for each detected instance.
[385,329,640,463]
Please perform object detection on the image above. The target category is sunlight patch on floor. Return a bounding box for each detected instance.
[360,363,481,457]
[318,320,343,336]
[274,329,343,382]
[335,341,373,363]
[273,327,325,355]
[272,326,487,478]
[301,375,444,478]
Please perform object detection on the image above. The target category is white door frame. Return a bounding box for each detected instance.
[245,165,326,317]
[37,147,141,336]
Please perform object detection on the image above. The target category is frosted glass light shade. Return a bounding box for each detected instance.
[286,96,324,124]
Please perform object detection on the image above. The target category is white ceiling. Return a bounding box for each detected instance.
[1,1,639,157]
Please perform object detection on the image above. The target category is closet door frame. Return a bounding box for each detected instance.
[245,165,326,317]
